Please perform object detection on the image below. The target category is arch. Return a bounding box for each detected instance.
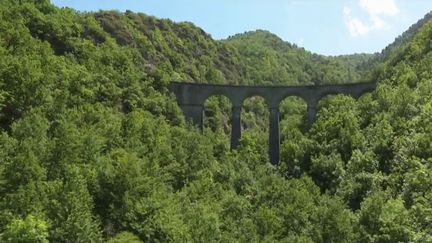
[317,93,356,108]
[240,92,271,108]
[278,95,308,169]
[241,95,269,131]
[277,94,309,108]
[317,89,368,102]
[203,94,233,134]
[276,93,310,125]
[240,95,271,160]
[201,89,236,108]
[275,92,318,129]
[279,96,308,132]
[316,82,376,102]
[241,94,269,115]
[318,90,348,101]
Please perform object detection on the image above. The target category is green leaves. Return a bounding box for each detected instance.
[1,0,432,242]
[225,30,373,86]
[1,214,49,243]
[358,192,416,243]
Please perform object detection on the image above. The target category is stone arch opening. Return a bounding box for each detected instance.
[279,96,308,136]
[201,90,235,107]
[240,95,270,158]
[316,94,355,124]
[278,96,309,175]
[241,96,269,132]
[203,94,232,135]
[318,94,356,111]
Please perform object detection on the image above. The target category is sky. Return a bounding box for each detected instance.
[51,0,432,56]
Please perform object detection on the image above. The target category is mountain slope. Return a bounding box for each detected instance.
[92,10,249,85]
[224,30,375,85]
[380,10,432,60]
[285,16,432,241]
[1,0,432,242]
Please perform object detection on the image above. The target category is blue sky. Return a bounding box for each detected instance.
[51,0,432,56]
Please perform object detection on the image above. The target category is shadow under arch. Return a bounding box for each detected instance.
[201,89,236,107]
[278,95,309,176]
[241,95,269,131]
[237,96,270,158]
[279,95,308,134]
[203,94,233,134]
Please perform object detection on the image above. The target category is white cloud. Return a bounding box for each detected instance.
[344,7,371,37]
[360,0,399,17]
[370,15,386,29]
[343,0,399,37]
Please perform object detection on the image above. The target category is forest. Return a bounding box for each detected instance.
[1,0,432,242]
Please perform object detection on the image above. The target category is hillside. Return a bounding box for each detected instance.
[1,0,432,242]
[224,30,375,85]
[380,10,432,60]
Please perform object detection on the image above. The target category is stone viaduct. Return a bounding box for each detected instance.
[169,81,376,165]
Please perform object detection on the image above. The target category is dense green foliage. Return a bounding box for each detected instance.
[225,30,374,85]
[1,0,432,242]
[380,11,432,61]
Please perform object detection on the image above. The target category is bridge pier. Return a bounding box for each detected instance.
[231,106,242,149]
[181,104,203,130]
[269,107,280,165]
[307,101,318,128]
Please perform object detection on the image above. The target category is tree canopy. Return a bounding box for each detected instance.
[1,0,432,242]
